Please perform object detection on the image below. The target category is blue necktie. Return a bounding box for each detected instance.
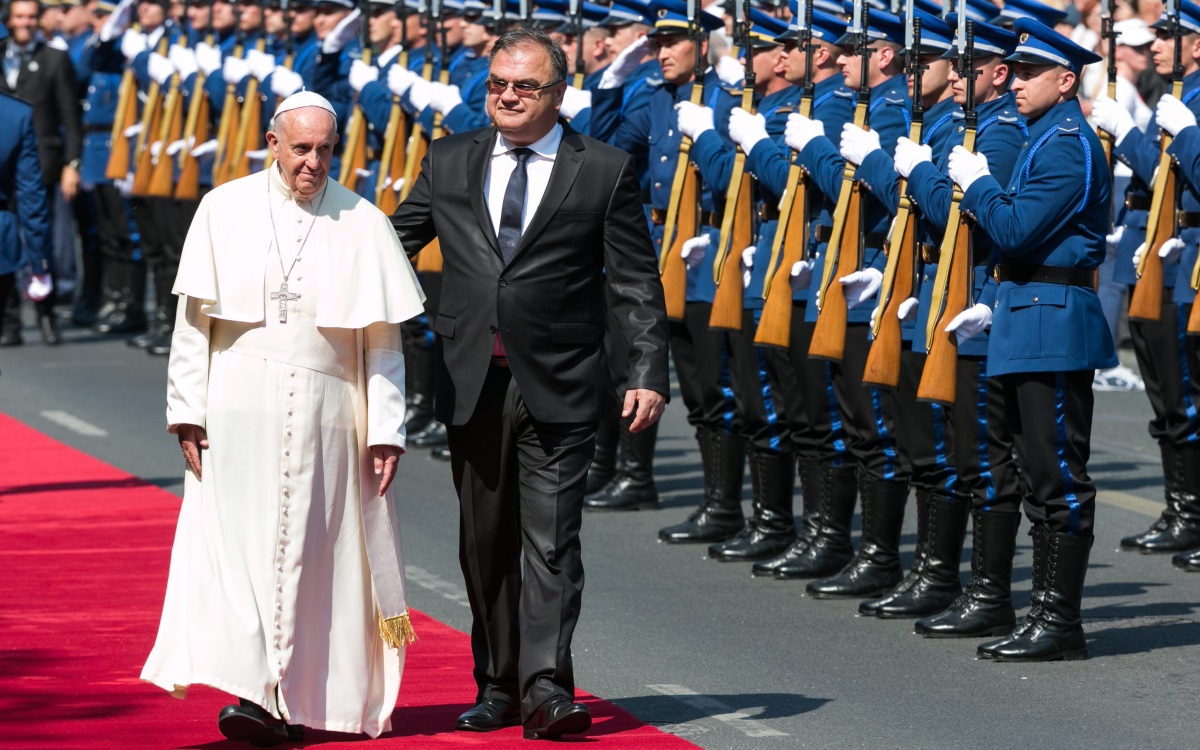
[497,147,533,263]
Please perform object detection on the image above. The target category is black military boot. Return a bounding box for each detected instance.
[979,531,1092,662]
[860,490,930,615]
[775,463,858,579]
[35,296,61,346]
[585,419,659,511]
[91,257,121,331]
[658,429,745,543]
[753,458,820,577]
[977,523,1048,658]
[916,509,1020,638]
[868,493,969,618]
[71,249,104,328]
[806,478,907,599]
[1,287,23,346]
[1173,547,1200,571]
[95,260,148,334]
[404,343,435,437]
[147,282,179,356]
[135,269,175,352]
[584,413,620,496]
[708,451,796,561]
[409,419,448,448]
[1120,443,1180,550]
[1138,443,1200,553]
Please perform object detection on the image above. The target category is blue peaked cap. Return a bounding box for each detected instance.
[647,0,726,34]
[940,13,1019,59]
[990,0,1068,28]
[779,1,849,43]
[1006,16,1102,73]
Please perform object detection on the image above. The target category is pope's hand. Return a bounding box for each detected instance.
[898,296,919,322]
[839,123,881,166]
[560,85,592,119]
[321,8,362,54]
[729,107,769,153]
[676,101,715,140]
[1156,93,1197,137]
[371,444,403,496]
[947,146,990,192]
[623,388,666,433]
[680,234,709,269]
[790,258,814,292]
[741,246,755,289]
[1092,96,1135,142]
[893,136,931,178]
[839,268,883,308]
[599,35,649,89]
[945,302,992,344]
[271,66,304,98]
[785,113,824,152]
[176,424,209,480]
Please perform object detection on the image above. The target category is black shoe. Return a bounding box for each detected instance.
[658,429,745,543]
[410,420,448,448]
[1173,547,1200,571]
[978,530,1091,662]
[148,329,173,356]
[217,700,284,744]
[431,446,452,461]
[455,697,521,732]
[709,451,796,561]
[916,510,1020,638]
[522,696,591,740]
[38,314,61,346]
[868,493,969,619]
[0,329,22,347]
[774,463,857,579]
[806,478,906,598]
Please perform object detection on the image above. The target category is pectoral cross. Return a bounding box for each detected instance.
[271,281,301,323]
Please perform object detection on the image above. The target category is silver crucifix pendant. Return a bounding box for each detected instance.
[270,281,301,323]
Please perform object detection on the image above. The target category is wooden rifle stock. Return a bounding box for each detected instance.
[220,39,268,184]
[338,50,373,192]
[1098,78,1116,168]
[709,168,754,330]
[1128,137,1177,321]
[213,41,246,185]
[131,37,171,196]
[658,81,705,321]
[147,62,186,197]
[754,161,807,348]
[861,211,915,387]
[1189,265,1200,332]
[375,51,410,214]
[175,77,210,200]
[105,24,143,182]
[416,65,453,273]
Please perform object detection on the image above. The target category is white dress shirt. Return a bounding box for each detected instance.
[484,123,563,236]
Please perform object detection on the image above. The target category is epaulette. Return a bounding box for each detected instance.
[1057,116,1083,135]
[645,77,664,88]
[832,89,854,99]
[884,96,906,105]
[773,106,795,115]
[722,85,744,96]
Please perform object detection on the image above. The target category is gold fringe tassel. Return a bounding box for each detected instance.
[378,612,417,649]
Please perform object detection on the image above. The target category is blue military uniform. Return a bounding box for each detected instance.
[959,17,1114,662]
[0,92,52,295]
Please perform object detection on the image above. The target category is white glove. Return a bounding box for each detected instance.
[321,8,362,54]
[223,55,250,86]
[408,77,433,112]
[388,65,418,97]
[715,55,745,86]
[947,146,990,192]
[26,274,53,302]
[680,235,709,270]
[147,53,175,85]
[839,123,881,166]
[428,82,463,115]
[349,59,379,93]
[245,148,269,163]
[114,174,134,198]
[1156,94,1198,137]
[194,42,222,77]
[789,259,814,292]
[741,246,755,289]
[898,296,919,322]
[560,86,592,119]
[392,177,406,194]
[50,36,69,51]
[676,102,715,140]
[945,302,992,344]
[785,113,824,152]
[120,30,147,62]
[169,44,198,80]
[271,66,304,98]
[599,35,650,89]
[99,0,136,42]
[893,136,932,179]
[839,267,883,309]
[123,122,142,139]
[729,108,768,154]
[1133,237,1186,268]
[1092,96,1136,143]
[191,139,218,158]
[150,140,163,158]
[246,48,276,82]
[1106,224,1124,251]
[165,138,189,156]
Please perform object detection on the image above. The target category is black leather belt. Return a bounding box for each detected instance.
[1124,194,1151,211]
[85,124,113,133]
[920,243,939,264]
[649,208,721,227]
[1178,210,1200,228]
[812,224,885,247]
[994,262,1096,287]
[758,203,781,221]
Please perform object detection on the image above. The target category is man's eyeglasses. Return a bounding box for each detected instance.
[485,77,564,97]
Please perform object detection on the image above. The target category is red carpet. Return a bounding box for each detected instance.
[0,413,697,748]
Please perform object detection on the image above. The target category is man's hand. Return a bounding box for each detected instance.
[839,268,883,308]
[1156,93,1197,137]
[1092,96,1136,142]
[839,123,881,166]
[176,424,208,480]
[371,444,403,496]
[785,113,824,152]
[61,165,80,200]
[622,388,665,433]
[893,136,931,178]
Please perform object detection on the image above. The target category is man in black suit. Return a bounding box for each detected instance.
[1,0,84,346]
[391,27,670,741]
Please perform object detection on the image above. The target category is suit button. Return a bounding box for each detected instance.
[499,279,508,287]
[489,325,498,334]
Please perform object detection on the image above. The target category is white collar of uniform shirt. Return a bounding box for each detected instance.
[486,122,563,236]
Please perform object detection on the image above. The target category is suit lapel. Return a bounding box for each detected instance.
[505,127,585,268]
[468,128,502,257]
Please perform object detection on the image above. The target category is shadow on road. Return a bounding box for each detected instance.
[612,691,830,727]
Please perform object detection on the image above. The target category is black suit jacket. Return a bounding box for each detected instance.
[391,124,670,426]
[0,40,83,187]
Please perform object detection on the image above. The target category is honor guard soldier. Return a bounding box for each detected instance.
[1099,1,1200,570]
[735,3,857,579]
[945,17,1115,661]
[783,1,914,599]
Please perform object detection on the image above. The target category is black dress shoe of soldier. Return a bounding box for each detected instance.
[522,696,591,740]
[455,698,521,732]
[218,700,284,744]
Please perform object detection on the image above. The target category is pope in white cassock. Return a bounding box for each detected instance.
[140,92,426,745]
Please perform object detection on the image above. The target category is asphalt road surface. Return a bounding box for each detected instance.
[2,324,1197,749]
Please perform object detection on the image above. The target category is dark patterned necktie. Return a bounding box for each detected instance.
[497,147,533,263]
